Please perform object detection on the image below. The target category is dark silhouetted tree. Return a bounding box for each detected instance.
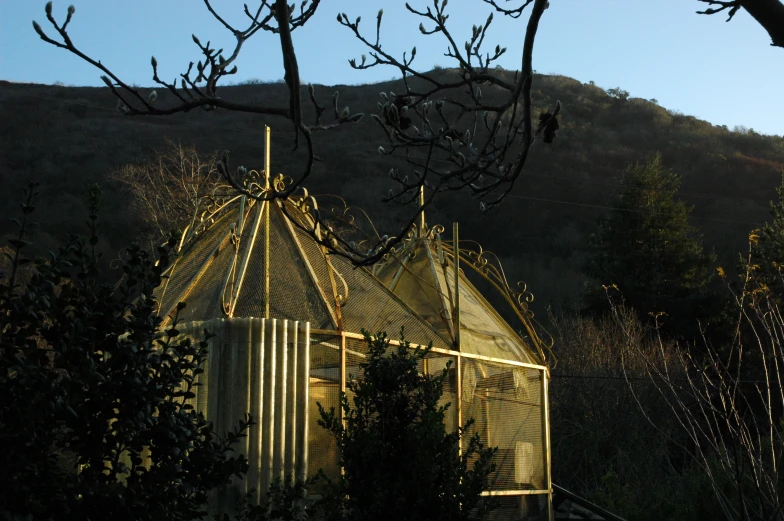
[584,154,715,323]
[0,183,251,521]
[317,331,497,521]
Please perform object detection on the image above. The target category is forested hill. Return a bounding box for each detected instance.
[2,69,783,310]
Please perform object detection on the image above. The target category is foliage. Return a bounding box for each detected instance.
[618,239,784,521]
[221,479,313,521]
[548,307,695,521]
[0,183,251,521]
[584,153,715,325]
[317,331,497,521]
[746,173,784,297]
[605,87,629,101]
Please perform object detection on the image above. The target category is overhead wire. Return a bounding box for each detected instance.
[16,92,770,226]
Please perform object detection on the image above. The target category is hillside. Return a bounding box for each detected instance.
[2,69,783,313]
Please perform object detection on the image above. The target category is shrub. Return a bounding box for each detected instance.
[0,183,251,521]
[317,331,497,521]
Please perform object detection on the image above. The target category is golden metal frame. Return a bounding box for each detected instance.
[313,328,550,505]
[160,127,554,515]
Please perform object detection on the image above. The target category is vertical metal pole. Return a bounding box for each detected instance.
[339,332,347,476]
[264,126,271,319]
[453,223,462,454]
[295,321,310,483]
[419,185,426,238]
[452,222,460,350]
[260,319,276,494]
[265,125,271,190]
[542,369,553,521]
[273,320,288,482]
[484,388,491,447]
[339,333,346,415]
[284,321,297,481]
[456,353,462,455]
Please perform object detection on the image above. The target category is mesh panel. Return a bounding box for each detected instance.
[330,255,450,348]
[178,236,237,322]
[157,211,235,319]
[484,495,549,521]
[293,226,339,323]
[424,349,459,435]
[308,334,341,487]
[386,249,454,341]
[229,203,267,319]
[462,359,546,491]
[272,205,333,327]
[232,204,333,329]
[224,202,262,312]
[344,336,368,380]
[280,200,314,230]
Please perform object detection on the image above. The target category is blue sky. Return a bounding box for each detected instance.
[1,0,781,136]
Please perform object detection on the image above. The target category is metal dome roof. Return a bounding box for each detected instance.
[371,222,551,366]
[154,183,451,350]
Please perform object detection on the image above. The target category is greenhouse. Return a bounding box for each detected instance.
[154,135,558,520]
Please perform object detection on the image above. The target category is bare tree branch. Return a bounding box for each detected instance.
[698,0,784,48]
[339,0,559,214]
[33,0,554,266]
[614,241,784,520]
[111,138,230,249]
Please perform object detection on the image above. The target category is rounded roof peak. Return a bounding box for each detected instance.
[372,222,552,366]
[154,186,452,351]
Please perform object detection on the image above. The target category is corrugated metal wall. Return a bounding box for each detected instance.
[181,318,310,510]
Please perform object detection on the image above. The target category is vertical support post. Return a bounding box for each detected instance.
[419,185,426,238]
[264,126,271,319]
[272,320,288,482]
[452,222,460,350]
[260,318,276,494]
[265,125,271,190]
[456,353,463,456]
[339,333,346,416]
[284,321,297,481]
[542,368,553,521]
[339,332,347,476]
[453,222,462,455]
[294,321,310,483]
[484,388,491,448]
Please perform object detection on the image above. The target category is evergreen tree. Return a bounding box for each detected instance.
[584,154,714,323]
